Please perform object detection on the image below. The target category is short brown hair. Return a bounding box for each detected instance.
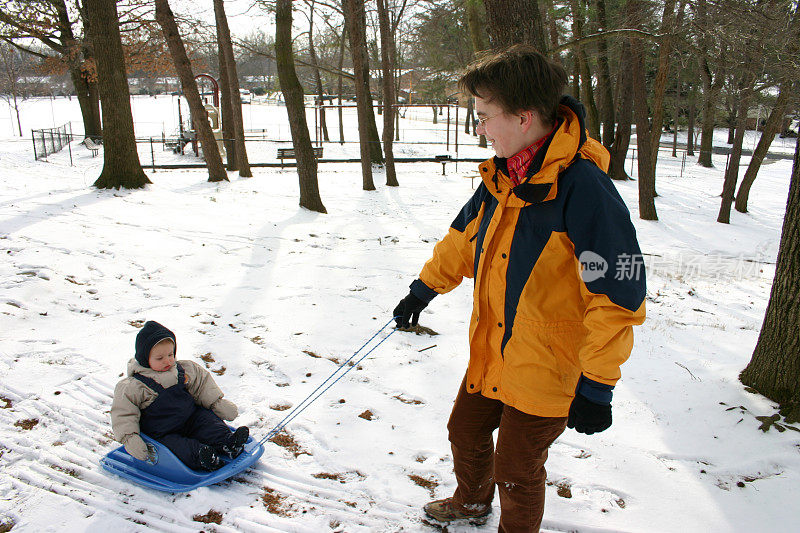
[459,44,567,125]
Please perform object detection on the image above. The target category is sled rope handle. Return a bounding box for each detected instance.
[258,317,399,446]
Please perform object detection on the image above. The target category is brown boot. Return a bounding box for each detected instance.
[423,497,491,524]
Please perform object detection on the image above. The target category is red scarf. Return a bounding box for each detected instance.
[507,122,558,187]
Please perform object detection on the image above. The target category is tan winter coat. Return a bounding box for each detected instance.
[111,358,238,445]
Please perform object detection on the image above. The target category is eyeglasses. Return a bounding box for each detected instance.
[477,112,504,126]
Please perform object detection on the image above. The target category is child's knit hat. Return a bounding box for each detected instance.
[135,321,177,368]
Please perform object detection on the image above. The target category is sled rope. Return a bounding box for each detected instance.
[258,318,399,445]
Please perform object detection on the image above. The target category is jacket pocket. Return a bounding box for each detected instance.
[507,318,584,397]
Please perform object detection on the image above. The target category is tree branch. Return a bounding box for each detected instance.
[235,38,355,80]
[551,29,662,54]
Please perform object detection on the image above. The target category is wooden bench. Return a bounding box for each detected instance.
[84,138,100,157]
[277,146,323,168]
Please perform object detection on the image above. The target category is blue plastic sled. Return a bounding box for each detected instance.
[100,432,264,492]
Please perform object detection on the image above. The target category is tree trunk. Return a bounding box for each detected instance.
[740,134,800,422]
[275,0,326,213]
[483,0,548,53]
[542,0,560,50]
[56,0,101,140]
[695,0,724,167]
[608,41,633,180]
[83,0,150,189]
[217,23,237,170]
[569,0,600,140]
[687,87,695,156]
[465,97,474,134]
[648,0,680,174]
[735,84,790,213]
[308,0,329,142]
[213,0,251,177]
[155,0,227,182]
[717,89,750,223]
[337,29,346,145]
[726,105,736,144]
[672,78,679,157]
[630,28,657,220]
[466,0,488,148]
[593,0,615,147]
[376,0,398,187]
[343,0,376,190]
[697,57,719,167]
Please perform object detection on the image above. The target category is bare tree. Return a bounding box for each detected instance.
[647,0,682,173]
[214,0,251,177]
[275,0,326,213]
[568,0,600,139]
[629,0,657,220]
[0,42,22,135]
[740,133,800,423]
[376,0,398,187]
[734,82,792,213]
[307,0,329,142]
[217,23,237,170]
[608,40,633,180]
[0,0,101,139]
[343,0,376,190]
[735,5,800,213]
[465,0,488,148]
[592,0,615,147]
[154,0,227,182]
[83,0,149,189]
[693,0,726,167]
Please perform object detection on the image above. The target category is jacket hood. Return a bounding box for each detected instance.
[479,95,610,206]
[127,357,159,377]
[134,320,176,368]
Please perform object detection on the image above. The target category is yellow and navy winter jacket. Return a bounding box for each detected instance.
[411,96,646,417]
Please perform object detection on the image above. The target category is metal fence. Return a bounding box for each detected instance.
[32,123,73,161]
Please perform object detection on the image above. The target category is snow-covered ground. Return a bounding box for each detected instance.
[1,97,798,533]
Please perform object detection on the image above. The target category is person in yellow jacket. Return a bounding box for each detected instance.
[393,45,646,532]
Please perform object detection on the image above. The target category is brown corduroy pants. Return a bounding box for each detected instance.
[447,377,567,532]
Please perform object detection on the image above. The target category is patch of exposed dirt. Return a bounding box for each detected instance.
[192,510,223,524]
[313,472,345,483]
[50,464,80,478]
[1,397,12,409]
[409,474,438,497]
[262,487,292,516]
[200,353,215,364]
[250,336,264,345]
[269,431,310,457]
[555,481,572,498]
[393,394,424,405]
[396,324,439,336]
[0,518,15,533]
[270,403,292,411]
[212,366,226,376]
[128,320,145,328]
[303,350,321,358]
[14,418,38,430]
[358,410,374,421]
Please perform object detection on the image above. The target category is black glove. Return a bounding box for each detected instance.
[393,292,428,328]
[567,393,612,435]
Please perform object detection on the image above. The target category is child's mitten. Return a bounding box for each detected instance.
[211,398,238,421]
[123,433,151,461]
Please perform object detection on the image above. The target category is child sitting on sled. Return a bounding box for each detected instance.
[111,320,249,471]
